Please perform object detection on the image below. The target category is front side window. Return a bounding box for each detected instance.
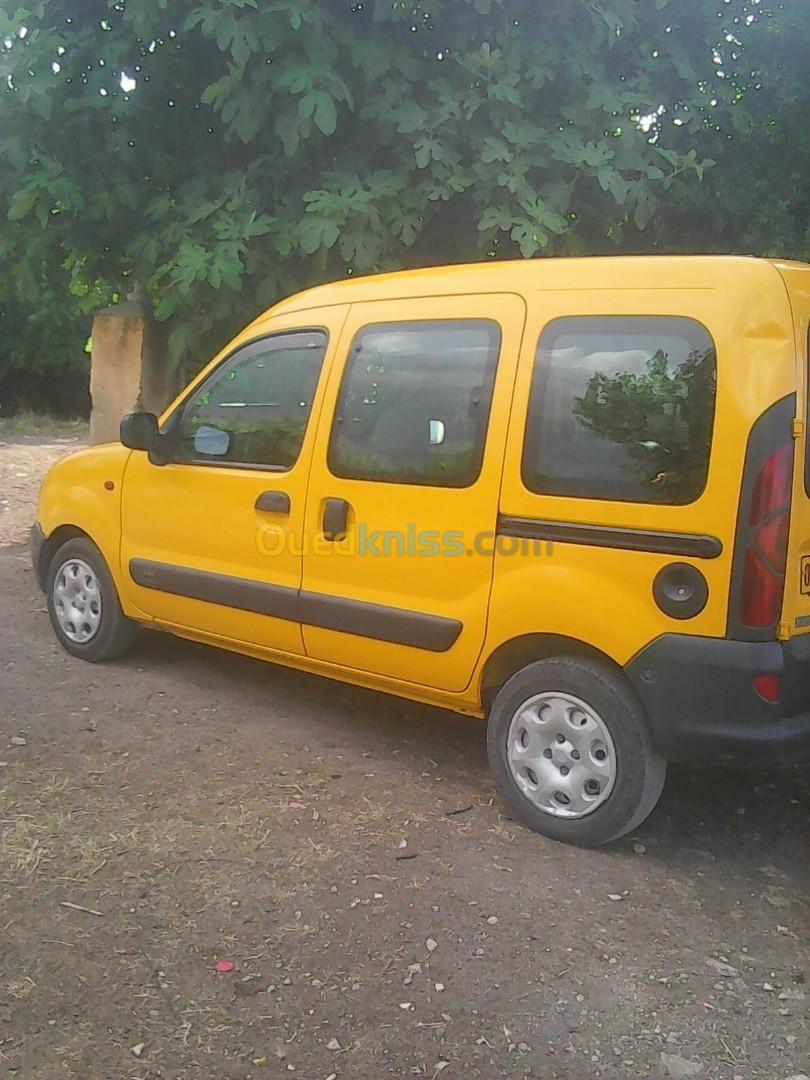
[523,316,717,505]
[175,330,328,469]
[329,320,501,487]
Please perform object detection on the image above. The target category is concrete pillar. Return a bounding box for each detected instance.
[88,284,167,445]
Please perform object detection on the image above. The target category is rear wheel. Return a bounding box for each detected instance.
[46,537,136,662]
[487,656,666,846]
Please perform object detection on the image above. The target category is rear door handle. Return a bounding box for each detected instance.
[255,490,291,514]
[323,498,350,541]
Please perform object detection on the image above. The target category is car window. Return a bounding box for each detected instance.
[175,330,328,470]
[523,316,717,505]
[328,320,501,487]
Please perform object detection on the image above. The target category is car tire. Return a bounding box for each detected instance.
[487,656,666,846]
[46,537,137,662]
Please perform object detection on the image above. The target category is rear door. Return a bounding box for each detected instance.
[494,288,732,662]
[775,265,810,637]
[299,292,526,691]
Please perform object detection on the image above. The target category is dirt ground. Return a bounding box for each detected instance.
[0,439,808,1080]
[0,431,87,547]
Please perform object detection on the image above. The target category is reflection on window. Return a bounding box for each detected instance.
[176,331,328,469]
[523,316,716,505]
[329,320,501,487]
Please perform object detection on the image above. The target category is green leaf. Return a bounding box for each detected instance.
[201,74,233,107]
[633,187,656,231]
[154,292,179,321]
[8,189,38,221]
[298,91,318,121]
[597,168,630,205]
[217,252,244,289]
[481,136,513,164]
[275,110,301,156]
[394,101,428,134]
[216,17,234,52]
[478,207,513,232]
[511,219,547,257]
[297,216,339,254]
[414,138,442,169]
[313,92,337,136]
[233,101,262,143]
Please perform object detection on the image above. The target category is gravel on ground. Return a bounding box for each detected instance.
[0,432,85,547]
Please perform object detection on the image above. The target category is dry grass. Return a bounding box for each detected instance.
[0,413,88,439]
[0,772,190,887]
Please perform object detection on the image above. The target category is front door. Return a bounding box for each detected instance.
[120,306,349,654]
[300,293,526,691]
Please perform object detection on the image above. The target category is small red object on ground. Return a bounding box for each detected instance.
[215,959,236,974]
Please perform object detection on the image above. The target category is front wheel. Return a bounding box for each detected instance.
[46,537,136,662]
[487,656,666,846]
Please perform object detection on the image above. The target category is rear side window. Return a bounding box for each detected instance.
[329,320,501,487]
[523,316,717,505]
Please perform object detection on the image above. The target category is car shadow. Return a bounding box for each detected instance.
[127,628,810,878]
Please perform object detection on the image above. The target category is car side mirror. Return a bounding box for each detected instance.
[120,412,160,452]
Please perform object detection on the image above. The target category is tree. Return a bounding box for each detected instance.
[0,0,805,404]
[649,0,810,259]
[0,287,93,415]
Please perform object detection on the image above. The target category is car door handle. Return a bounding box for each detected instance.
[323,498,350,541]
[255,490,291,514]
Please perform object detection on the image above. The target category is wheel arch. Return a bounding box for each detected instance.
[35,524,93,591]
[478,633,626,714]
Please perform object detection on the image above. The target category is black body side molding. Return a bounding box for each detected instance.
[128,559,461,652]
[498,516,722,560]
[300,591,461,652]
[129,559,299,621]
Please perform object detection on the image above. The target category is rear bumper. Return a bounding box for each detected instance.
[30,522,46,591]
[625,633,810,764]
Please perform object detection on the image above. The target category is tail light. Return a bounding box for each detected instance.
[739,442,793,629]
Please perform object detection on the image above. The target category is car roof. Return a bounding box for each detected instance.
[263,254,802,319]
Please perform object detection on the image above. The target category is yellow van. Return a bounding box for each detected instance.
[32,256,810,845]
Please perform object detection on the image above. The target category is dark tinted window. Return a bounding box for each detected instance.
[523,316,716,504]
[176,331,327,469]
[329,320,501,487]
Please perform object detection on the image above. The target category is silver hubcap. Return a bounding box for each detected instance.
[53,558,103,644]
[506,691,617,819]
